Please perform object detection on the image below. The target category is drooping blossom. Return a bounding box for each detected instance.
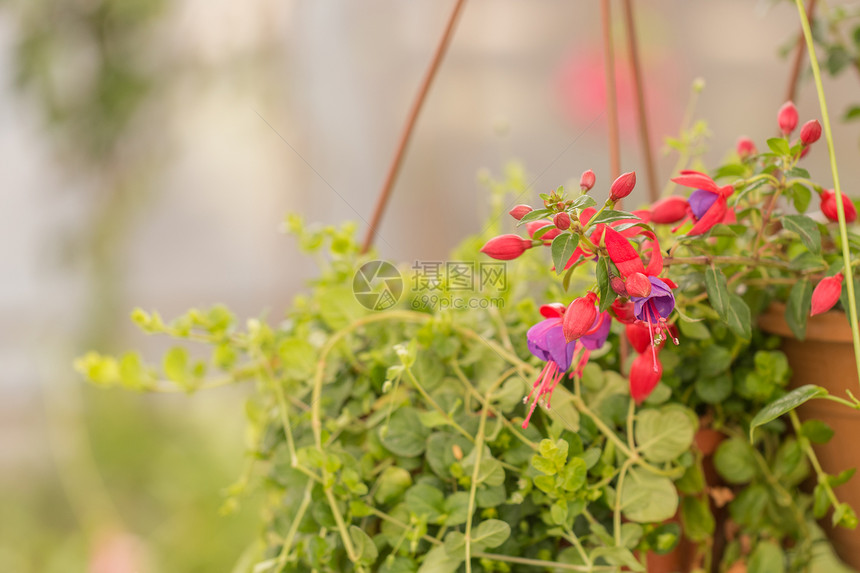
[630,276,677,368]
[480,234,534,260]
[523,305,610,428]
[811,273,844,316]
[670,170,735,235]
[630,351,663,405]
[820,190,857,223]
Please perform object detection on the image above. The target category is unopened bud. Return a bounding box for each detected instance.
[626,272,652,298]
[563,292,598,343]
[526,221,560,241]
[580,169,596,192]
[800,120,822,146]
[736,137,757,158]
[509,204,533,221]
[650,196,689,224]
[778,101,799,135]
[609,171,636,202]
[479,234,533,260]
[553,212,571,230]
[610,276,628,297]
[820,190,857,223]
[811,273,844,316]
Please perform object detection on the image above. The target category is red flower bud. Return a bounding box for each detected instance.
[811,272,844,316]
[563,292,598,343]
[526,221,561,241]
[553,212,571,230]
[626,323,649,354]
[800,120,821,145]
[778,101,799,135]
[479,234,533,260]
[821,190,857,223]
[610,171,637,202]
[580,169,596,191]
[650,196,689,224]
[509,204,533,221]
[626,272,652,298]
[630,352,663,404]
[610,276,628,297]
[736,137,757,158]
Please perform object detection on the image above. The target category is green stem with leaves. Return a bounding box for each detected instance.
[795,0,860,389]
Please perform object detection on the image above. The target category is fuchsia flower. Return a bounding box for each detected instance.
[649,197,689,224]
[630,351,663,404]
[670,170,735,236]
[811,273,844,316]
[820,190,857,223]
[480,234,534,260]
[523,304,611,428]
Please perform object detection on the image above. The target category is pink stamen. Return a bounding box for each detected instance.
[522,361,560,429]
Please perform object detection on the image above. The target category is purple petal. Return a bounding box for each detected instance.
[545,326,574,370]
[652,292,676,318]
[689,189,718,219]
[527,318,559,360]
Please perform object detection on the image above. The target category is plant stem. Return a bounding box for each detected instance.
[614,459,633,546]
[789,410,842,509]
[276,479,314,568]
[405,366,476,443]
[795,0,860,390]
[621,0,658,202]
[601,0,622,185]
[361,0,467,253]
[465,399,489,573]
[785,0,818,103]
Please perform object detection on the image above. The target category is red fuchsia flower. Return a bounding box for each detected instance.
[609,171,637,202]
[736,137,757,158]
[509,204,533,221]
[649,196,688,225]
[523,305,611,428]
[611,299,636,324]
[631,276,677,367]
[554,212,571,230]
[670,170,735,236]
[800,120,822,146]
[630,351,663,404]
[778,101,799,135]
[820,190,857,223]
[580,169,596,191]
[480,234,533,260]
[563,292,598,342]
[526,220,562,242]
[811,272,844,316]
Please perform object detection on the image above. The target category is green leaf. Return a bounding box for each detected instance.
[704,266,730,322]
[163,346,190,386]
[786,279,813,340]
[517,208,551,225]
[635,406,696,463]
[405,483,445,522]
[620,466,679,523]
[748,540,785,573]
[374,467,413,504]
[596,257,615,313]
[590,547,644,571]
[789,182,812,213]
[551,233,579,276]
[443,491,470,526]
[471,519,511,548]
[590,210,642,225]
[278,338,316,379]
[349,525,379,564]
[714,438,758,484]
[749,385,828,441]
[726,294,752,340]
[783,214,821,255]
[561,457,588,492]
[418,544,463,573]
[570,195,597,210]
[380,408,431,457]
[833,503,859,529]
[681,496,715,542]
[814,482,831,518]
[766,137,790,156]
[845,105,860,122]
[695,373,733,404]
[801,419,834,444]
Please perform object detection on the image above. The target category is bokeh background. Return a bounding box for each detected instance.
[3,0,860,571]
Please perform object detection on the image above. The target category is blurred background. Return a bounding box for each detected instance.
[2,0,859,571]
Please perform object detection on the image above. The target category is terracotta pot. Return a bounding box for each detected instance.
[759,303,860,569]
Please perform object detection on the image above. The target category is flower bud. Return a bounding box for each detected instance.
[509,204,533,221]
[580,169,596,191]
[609,171,637,202]
[626,272,652,298]
[811,272,844,316]
[800,119,821,145]
[736,137,757,158]
[821,190,857,223]
[650,196,689,224]
[778,101,799,135]
[553,212,571,230]
[479,234,533,260]
[630,351,663,404]
[563,292,598,343]
[610,276,628,297]
[526,221,561,241]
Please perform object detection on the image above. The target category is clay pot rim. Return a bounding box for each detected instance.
[758,302,852,343]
